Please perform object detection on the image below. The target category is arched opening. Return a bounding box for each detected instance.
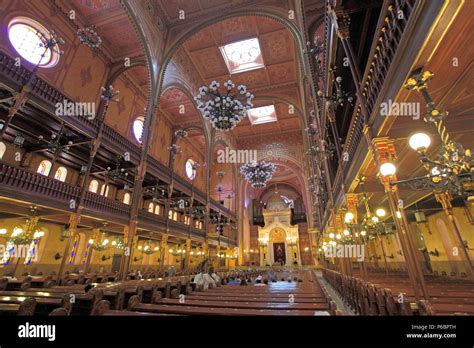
[123,193,131,205]
[54,166,67,182]
[37,160,52,176]
[0,142,6,159]
[89,180,99,193]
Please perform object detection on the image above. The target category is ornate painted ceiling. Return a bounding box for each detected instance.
[180,15,302,139]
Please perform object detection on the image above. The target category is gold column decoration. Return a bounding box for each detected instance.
[57,213,79,281]
[184,239,191,270]
[160,234,169,270]
[346,193,368,280]
[85,227,101,273]
[373,138,430,300]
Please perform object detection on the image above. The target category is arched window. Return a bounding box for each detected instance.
[148,202,154,213]
[123,193,131,205]
[168,210,174,220]
[0,142,6,159]
[100,184,109,197]
[37,160,52,176]
[154,205,161,215]
[54,166,67,182]
[89,180,99,193]
[185,159,196,180]
[133,117,144,143]
[8,17,61,68]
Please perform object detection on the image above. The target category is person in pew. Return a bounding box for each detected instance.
[228,277,240,285]
[168,266,177,277]
[240,278,248,286]
[209,267,221,287]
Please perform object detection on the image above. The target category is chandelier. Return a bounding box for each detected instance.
[77,25,102,49]
[195,80,254,131]
[240,161,276,189]
[138,240,159,255]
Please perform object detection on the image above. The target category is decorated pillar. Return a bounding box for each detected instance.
[184,238,191,270]
[373,137,429,300]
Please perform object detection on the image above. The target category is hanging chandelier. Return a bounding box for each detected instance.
[77,25,102,49]
[240,161,276,189]
[195,80,254,131]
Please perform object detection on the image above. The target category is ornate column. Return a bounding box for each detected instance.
[184,238,191,270]
[160,234,169,270]
[346,193,368,280]
[373,137,429,300]
[57,214,79,281]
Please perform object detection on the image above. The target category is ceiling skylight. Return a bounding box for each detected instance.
[219,37,264,74]
[247,105,277,125]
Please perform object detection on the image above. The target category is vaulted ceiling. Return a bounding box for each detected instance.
[175,15,303,140]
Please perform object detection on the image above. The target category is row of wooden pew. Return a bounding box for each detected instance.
[0,271,207,316]
[99,270,341,316]
[323,269,474,315]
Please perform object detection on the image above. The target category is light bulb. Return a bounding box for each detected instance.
[360,231,367,236]
[396,211,402,219]
[376,208,386,217]
[0,228,7,234]
[138,246,143,250]
[329,233,335,239]
[336,234,341,240]
[409,132,431,151]
[344,212,354,223]
[380,162,397,177]
[372,216,379,223]
[343,229,350,236]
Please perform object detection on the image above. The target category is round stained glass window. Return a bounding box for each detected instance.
[186,159,196,180]
[8,17,60,67]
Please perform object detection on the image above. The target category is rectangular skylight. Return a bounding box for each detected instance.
[247,105,277,125]
[219,37,264,74]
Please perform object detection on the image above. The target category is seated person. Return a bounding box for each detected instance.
[255,275,263,284]
[228,276,241,285]
[209,267,221,286]
[240,278,248,286]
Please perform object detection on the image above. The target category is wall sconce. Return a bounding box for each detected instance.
[429,248,440,257]
[54,253,62,260]
[101,255,111,262]
[134,256,143,262]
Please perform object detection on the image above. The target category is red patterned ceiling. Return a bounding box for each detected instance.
[181,16,302,139]
[66,0,144,59]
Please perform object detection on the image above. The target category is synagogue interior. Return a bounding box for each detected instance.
[0,0,473,322]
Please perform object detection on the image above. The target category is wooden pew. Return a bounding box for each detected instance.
[0,297,36,315]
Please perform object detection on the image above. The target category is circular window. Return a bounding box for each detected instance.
[8,17,60,68]
[133,117,144,143]
[185,159,196,180]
